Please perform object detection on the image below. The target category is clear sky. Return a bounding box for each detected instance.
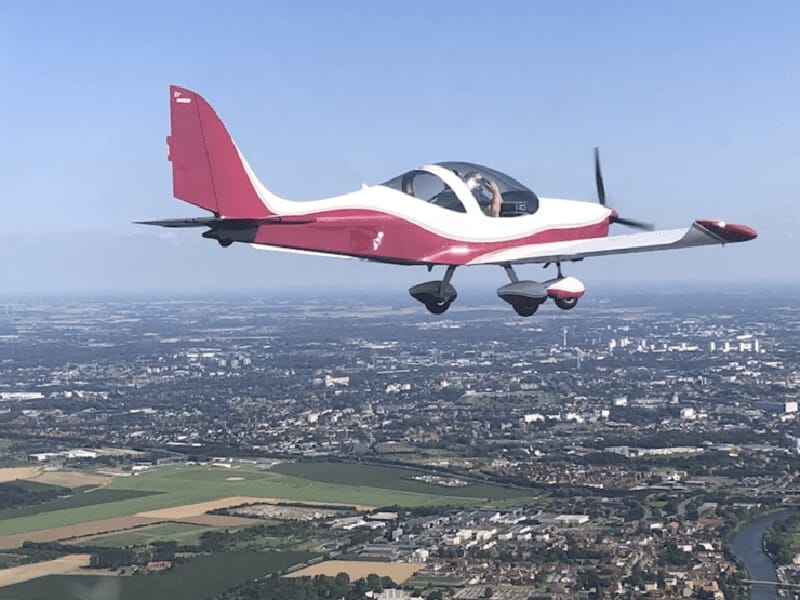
[1,1,797,295]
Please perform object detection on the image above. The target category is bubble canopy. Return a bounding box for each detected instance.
[381,162,539,217]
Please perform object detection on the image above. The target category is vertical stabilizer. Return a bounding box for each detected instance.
[167,85,274,218]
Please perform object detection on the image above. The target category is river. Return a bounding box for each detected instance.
[730,509,797,600]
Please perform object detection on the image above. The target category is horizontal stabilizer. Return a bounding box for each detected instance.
[137,215,316,228]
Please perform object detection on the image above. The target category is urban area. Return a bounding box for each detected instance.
[0,288,798,600]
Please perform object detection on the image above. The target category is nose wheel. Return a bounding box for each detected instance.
[410,266,457,314]
[554,297,578,310]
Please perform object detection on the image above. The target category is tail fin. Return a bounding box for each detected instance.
[167,85,275,218]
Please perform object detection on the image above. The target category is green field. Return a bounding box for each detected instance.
[2,480,63,494]
[88,522,218,547]
[0,489,159,521]
[273,461,527,500]
[0,551,313,600]
[0,463,536,538]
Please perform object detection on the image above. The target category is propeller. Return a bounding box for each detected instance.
[594,147,654,231]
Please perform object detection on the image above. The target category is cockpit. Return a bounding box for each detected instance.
[380,162,539,217]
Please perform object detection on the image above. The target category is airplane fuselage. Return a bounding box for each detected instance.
[144,85,756,316]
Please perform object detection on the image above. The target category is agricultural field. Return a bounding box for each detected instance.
[0,551,314,600]
[32,470,113,488]
[286,560,424,583]
[0,516,158,549]
[0,463,528,540]
[0,489,159,521]
[84,522,219,547]
[0,555,91,588]
[0,467,41,483]
[0,467,112,488]
[272,461,529,500]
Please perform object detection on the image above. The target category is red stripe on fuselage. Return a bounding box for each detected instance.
[252,210,610,265]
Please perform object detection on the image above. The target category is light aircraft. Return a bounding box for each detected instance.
[141,86,757,316]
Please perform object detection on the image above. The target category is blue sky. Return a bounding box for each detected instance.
[0,1,797,295]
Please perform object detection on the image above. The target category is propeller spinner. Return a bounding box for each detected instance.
[594,148,654,231]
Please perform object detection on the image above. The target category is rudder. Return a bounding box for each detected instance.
[167,86,273,218]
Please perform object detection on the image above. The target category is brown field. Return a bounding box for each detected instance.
[0,554,92,587]
[0,466,113,488]
[33,470,111,488]
[0,517,159,549]
[136,496,374,520]
[286,560,425,583]
[0,467,41,482]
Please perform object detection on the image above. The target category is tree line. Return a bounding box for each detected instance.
[215,572,395,600]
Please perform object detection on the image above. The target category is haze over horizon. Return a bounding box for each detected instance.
[1,1,797,295]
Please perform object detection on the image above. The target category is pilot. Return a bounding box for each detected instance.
[467,173,503,218]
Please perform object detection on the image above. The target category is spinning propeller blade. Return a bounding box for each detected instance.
[594,147,606,206]
[594,147,654,231]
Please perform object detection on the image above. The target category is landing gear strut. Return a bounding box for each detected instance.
[410,266,458,314]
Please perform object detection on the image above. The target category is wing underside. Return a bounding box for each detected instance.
[469,220,757,266]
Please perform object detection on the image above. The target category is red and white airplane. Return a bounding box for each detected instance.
[142,85,757,316]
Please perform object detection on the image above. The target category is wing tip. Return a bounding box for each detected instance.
[696,220,758,242]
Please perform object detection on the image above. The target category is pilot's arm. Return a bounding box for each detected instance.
[488,180,502,217]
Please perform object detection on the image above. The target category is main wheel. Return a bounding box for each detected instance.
[425,299,452,314]
[513,302,539,317]
[554,297,578,310]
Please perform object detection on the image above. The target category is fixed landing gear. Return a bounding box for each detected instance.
[496,265,548,317]
[512,300,542,317]
[554,297,578,310]
[425,298,452,314]
[410,266,458,314]
[497,263,584,316]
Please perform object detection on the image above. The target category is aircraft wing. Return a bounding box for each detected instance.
[469,220,757,266]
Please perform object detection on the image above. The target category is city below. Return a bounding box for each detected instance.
[0,288,798,600]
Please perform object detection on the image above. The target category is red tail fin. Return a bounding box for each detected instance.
[167,85,273,218]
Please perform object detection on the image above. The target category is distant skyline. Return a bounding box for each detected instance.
[1,1,797,294]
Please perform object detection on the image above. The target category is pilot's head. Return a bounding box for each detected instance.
[465,172,484,190]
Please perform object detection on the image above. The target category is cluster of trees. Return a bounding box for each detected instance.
[200,521,317,552]
[574,568,604,591]
[18,540,177,570]
[0,481,67,510]
[658,542,694,567]
[215,572,395,600]
[764,514,800,565]
[623,564,663,588]
[89,548,138,570]
[89,542,177,569]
